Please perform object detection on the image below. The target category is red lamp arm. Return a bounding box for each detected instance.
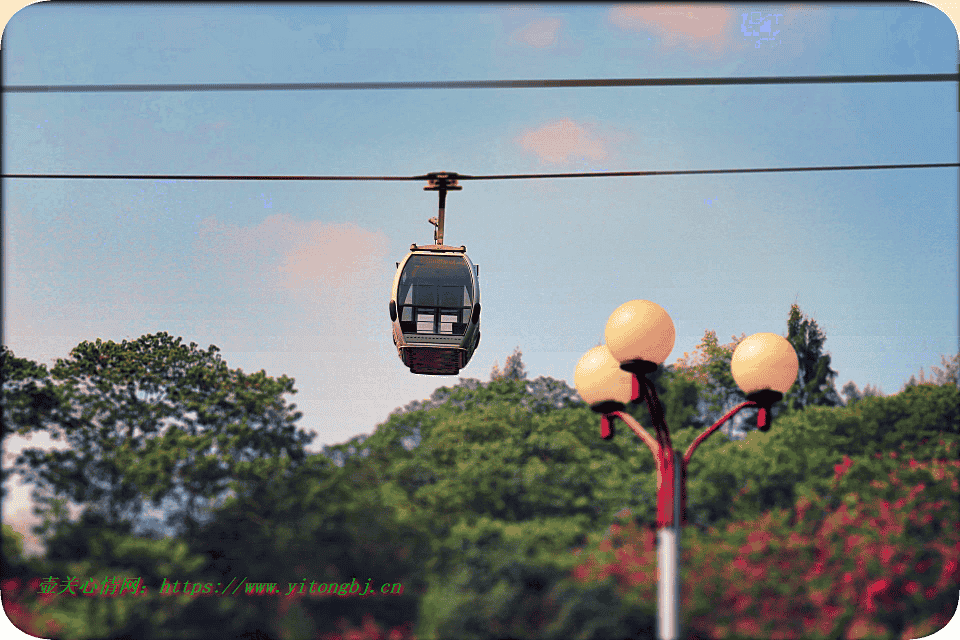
[608,410,659,459]
[683,400,758,466]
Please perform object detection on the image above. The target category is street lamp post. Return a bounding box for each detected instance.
[574,300,799,640]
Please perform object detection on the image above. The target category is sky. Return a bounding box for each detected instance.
[1,3,958,561]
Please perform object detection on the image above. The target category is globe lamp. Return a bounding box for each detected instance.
[605,300,676,376]
[730,333,799,431]
[574,345,635,415]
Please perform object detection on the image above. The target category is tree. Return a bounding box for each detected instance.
[491,346,528,381]
[1,346,66,501]
[671,304,843,435]
[929,352,960,387]
[851,383,960,459]
[841,380,884,406]
[673,330,749,438]
[522,375,585,414]
[178,452,431,640]
[10,332,314,545]
[398,398,644,640]
[902,352,960,391]
[783,303,842,412]
[346,363,656,639]
[1,345,64,433]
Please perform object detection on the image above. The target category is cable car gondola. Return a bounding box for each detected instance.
[389,173,480,376]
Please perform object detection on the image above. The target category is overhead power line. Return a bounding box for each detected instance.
[3,73,957,93]
[4,163,958,182]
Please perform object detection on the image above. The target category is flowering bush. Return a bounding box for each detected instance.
[1,576,62,638]
[570,440,959,639]
[319,614,417,640]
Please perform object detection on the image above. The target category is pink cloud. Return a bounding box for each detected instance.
[609,5,737,54]
[511,17,564,48]
[279,220,389,292]
[495,10,583,57]
[139,211,396,353]
[515,119,612,165]
[517,118,608,164]
[195,213,389,300]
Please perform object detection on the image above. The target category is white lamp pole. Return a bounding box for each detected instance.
[658,448,682,640]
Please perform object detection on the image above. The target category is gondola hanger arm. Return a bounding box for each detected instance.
[423,172,462,246]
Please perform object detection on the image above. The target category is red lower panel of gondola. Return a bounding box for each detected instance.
[401,346,464,375]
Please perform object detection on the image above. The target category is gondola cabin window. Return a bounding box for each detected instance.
[398,255,474,336]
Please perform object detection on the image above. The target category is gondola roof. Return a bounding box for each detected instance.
[407,243,468,253]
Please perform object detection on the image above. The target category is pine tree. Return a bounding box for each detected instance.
[783,304,842,412]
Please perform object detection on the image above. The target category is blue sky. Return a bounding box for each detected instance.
[2,3,958,557]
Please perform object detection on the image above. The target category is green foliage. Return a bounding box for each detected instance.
[1,345,62,432]
[850,382,960,458]
[660,366,707,434]
[3,517,222,640]
[2,523,49,590]
[782,303,842,412]
[396,399,642,557]
[2,523,27,570]
[336,357,667,639]
[673,303,845,437]
[416,518,593,640]
[8,338,959,639]
[684,406,852,530]
[680,384,959,533]
[673,330,748,435]
[9,333,313,543]
[841,379,884,406]
[623,364,708,438]
[23,534,218,640]
[1,346,66,500]
[178,449,433,639]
